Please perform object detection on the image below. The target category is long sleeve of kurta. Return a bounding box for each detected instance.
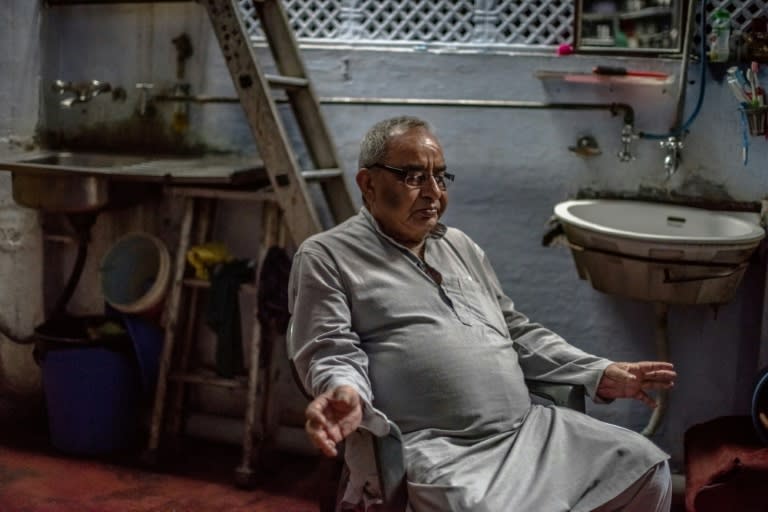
[474,242,612,397]
[288,246,388,436]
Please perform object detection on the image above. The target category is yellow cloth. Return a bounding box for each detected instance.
[186,243,232,280]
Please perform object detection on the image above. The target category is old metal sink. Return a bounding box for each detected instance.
[0,151,267,214]
[12,172,108,213]
[554,199,766,304]
[3,151,162,213]
[2,150,268,212]
[5,152,152,213]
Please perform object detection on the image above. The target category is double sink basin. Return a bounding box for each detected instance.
[1,151,266,213]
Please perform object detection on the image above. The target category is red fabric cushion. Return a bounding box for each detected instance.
[684,416,768,512]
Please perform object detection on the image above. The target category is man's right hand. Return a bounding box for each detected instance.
[305,385,362,457]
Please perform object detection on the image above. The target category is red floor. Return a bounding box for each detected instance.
[0,415,336,512]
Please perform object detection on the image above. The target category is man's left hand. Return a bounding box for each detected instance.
[596,362,676,408]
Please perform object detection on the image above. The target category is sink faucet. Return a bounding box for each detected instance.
[52,80,112,108]
[617,123,636,162]
[660,136,684,178]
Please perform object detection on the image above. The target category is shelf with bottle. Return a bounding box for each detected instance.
[576,0,682,55]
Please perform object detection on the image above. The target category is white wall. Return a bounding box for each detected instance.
[0,2,45,414]
[6,1,768,469]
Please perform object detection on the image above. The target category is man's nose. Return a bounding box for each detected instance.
[419,175,443,197]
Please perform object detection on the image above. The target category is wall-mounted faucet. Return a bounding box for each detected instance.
[660,136,683,178]
[135,83,156,117]
[617,123,636,162]
[52,80,112,108]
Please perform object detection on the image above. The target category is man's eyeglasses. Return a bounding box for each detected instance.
[371,163,455,191]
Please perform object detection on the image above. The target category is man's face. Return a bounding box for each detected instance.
[357,127,448,247]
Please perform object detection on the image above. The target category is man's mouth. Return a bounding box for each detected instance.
[414,207,438,218]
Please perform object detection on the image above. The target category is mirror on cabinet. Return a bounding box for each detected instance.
[574,0,686,55]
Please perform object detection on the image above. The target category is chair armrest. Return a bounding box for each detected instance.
[526,379,586,413]
[373,420,408,511]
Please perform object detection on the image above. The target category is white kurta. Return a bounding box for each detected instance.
[288,208,668,511]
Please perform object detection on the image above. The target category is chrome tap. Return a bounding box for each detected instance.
[617,123,636,162]
[52,80,112,108]
[660,136,683,178]
[135,83,155,117]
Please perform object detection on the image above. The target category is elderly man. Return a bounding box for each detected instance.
[288,116,676,511]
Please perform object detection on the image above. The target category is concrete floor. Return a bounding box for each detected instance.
[0,396,687,511]
[0,404,337,512]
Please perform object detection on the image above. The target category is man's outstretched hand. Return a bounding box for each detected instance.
[305,385,363,457]
[596,362,677,408]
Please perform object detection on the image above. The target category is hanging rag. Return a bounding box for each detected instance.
[257,246,292,369]
[187,242,232,281]
[206,258,255,377]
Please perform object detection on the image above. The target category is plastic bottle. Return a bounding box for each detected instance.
[709,9,731,62]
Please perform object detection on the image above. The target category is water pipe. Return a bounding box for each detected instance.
[639,0,707,140]
[641,302,671,437]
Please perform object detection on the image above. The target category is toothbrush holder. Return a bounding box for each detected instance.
[740,105,768,136]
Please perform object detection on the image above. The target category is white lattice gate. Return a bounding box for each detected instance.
[238,0,766,49]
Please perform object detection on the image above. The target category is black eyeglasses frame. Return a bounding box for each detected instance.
[370,163,455,190]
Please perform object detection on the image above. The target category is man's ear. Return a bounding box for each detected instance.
[356,168,374,204]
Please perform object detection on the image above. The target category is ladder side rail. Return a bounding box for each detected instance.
[147,195,196,457]
[254,0,335,167]
[237,201,278,482]
[201,0,321,244]
[168,197,216,438]
[255,0,357,224]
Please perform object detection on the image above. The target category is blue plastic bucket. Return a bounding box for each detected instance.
[120,313,163,395]
[39,335,142,456]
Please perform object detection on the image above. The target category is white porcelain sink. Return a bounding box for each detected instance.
[556,199,765,245]
[554,199,766,304]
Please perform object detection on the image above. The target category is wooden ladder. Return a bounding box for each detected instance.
[147,187,285,487]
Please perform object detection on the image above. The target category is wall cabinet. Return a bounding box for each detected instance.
[575,0,685,56]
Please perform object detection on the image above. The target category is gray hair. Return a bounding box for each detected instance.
[358,116,432,169]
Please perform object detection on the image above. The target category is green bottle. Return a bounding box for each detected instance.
[709,9,731,62]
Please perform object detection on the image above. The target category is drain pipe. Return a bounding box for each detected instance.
[642,302,671,437]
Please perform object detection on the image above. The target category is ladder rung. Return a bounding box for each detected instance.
[301,168,344,181]
[169,371,248,389]
[265,74,309,90]
[183,278,257,294]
